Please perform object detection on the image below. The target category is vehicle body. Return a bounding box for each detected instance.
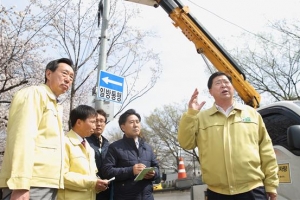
[153,182,163,190]
[125,0,300,199]
[257,101,300,199]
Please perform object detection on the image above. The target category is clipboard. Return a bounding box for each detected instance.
[134,167,155,181]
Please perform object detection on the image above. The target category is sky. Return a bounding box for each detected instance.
[119,0,300,115]
[2,0,300,132]
[103,0,300,132]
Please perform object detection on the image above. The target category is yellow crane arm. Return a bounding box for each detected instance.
[125,0,261,108]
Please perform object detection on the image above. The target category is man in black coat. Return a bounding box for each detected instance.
[86,109,112,200]
[102,109,160,200]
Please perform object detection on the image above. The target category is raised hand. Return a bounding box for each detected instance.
[188,88,206,111]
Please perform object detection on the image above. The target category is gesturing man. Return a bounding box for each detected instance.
[178,71,279,200]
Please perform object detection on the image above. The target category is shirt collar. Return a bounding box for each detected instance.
[215,103,234,117]
[73,130,85,143]
[210,101,245,116]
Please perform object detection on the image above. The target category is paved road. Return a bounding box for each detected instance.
[153,185,207,200]
[154,190,190,200]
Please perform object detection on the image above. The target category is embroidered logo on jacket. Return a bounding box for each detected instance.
[242,117,251,122]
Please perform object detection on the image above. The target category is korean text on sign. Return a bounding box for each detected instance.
[99,87,122,103]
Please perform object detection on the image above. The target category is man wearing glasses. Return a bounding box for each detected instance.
[86,109,112,200]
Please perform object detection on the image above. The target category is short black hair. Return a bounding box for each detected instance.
[96,109,108,123]
[118,109,141,128]
[44,58,74,83]
[69,105,97,128]
[207,71,232,89]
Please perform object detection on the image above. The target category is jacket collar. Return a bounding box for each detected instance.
[90,133,99,142]
[207,102,244,116]
[41,84,57,102]
[67,129,82,146]
[122,134,144,147]
[89,133,109,144]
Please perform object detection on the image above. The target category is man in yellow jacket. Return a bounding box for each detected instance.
[178,72,279,200]
[0,58,74,200]
[57,105,109,200]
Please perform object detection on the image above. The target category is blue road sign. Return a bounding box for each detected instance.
[99,70,124,92]
[98,70,124,103]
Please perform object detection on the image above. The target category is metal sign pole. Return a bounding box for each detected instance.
[95,0,110,110]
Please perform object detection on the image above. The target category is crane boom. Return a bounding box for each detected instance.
[125,0,261,108]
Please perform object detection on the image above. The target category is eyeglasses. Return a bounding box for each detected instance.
[96,120,106,124]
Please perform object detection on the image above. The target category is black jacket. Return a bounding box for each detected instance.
[102,135,160,200]
[86,134,111,200]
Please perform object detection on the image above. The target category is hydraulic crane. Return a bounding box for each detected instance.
[125,0,261,108]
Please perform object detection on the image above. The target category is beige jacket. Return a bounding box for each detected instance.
[57,130,98,200]
[0,84,64,189]
[178,104,279,195]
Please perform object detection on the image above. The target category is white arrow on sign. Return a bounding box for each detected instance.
[102,77,123,86]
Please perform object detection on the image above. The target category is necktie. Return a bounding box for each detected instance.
[81,139,86,148]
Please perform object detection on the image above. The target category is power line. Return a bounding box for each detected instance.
[187,0,255,36]
[186,0,299,54]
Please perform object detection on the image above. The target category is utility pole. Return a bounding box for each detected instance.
[95,0,110,110]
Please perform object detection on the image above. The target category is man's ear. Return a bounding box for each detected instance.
[45,69,52,82]
[120,124,124,132]
[76,119,82,127]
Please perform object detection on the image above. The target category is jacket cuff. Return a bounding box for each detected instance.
[187,108,199,116]
[264,186,277,194]
[94,179,99,193]
[7,177,31,190]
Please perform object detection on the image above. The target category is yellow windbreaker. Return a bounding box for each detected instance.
[0,84,64,189]
[57,130,98,200]
[178,103,279,195]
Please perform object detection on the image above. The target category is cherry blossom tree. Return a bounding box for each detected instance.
[33,0,162,127]
[0,3,50,128]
